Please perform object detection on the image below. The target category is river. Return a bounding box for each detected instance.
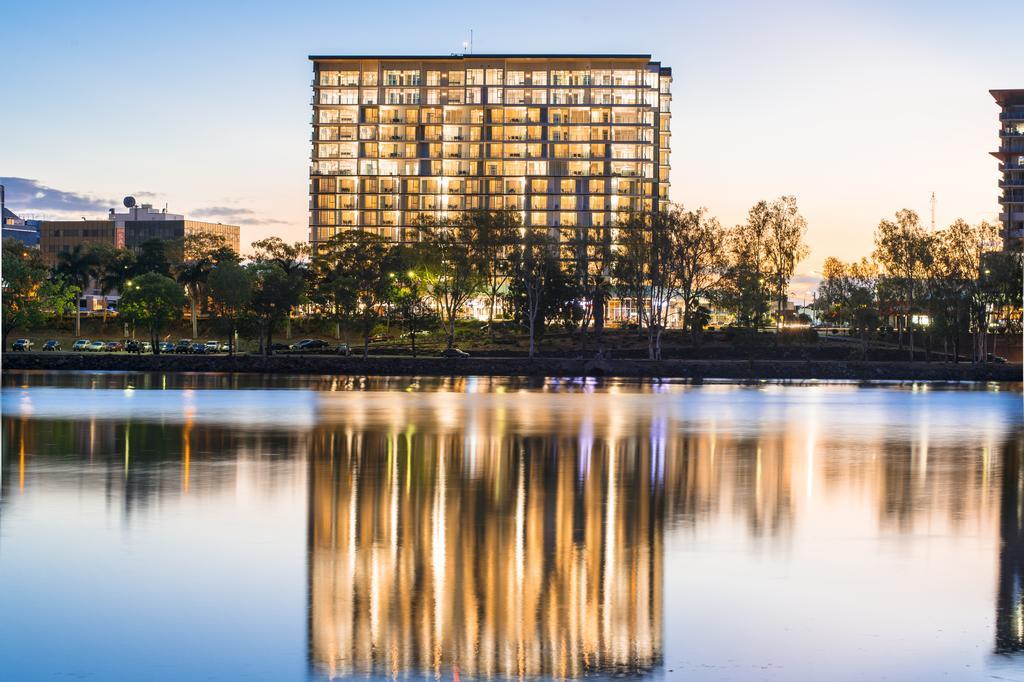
[1,372,1021,681]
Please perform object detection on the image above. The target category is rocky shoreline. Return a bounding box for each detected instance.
[2,352,1021,382]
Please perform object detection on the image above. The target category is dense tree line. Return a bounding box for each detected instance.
[815,209,1022,361]
[3,197,1019,360]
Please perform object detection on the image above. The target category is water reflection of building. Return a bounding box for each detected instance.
[308,427,664,679]
[0,415,308,516]
[996,429,1024,655]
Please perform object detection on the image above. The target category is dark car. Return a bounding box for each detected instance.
[158,341,175,354]
[174,339,193,354]
[336,343,351,356]
[42,339,61,351]
[125,340,152,354]
[189,342,207,354]
[105,341,124,352]
[11,338,33,351]
[269,343,290,353]
[439,347,470,358]
[291,338,330,351]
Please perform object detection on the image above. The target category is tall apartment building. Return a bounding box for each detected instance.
[308,54,671,249]
[991,89,1024,251]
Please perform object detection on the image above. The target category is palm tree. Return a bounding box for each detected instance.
[55,245,100,337]
[176,259,211,340]
[96,248,135,325]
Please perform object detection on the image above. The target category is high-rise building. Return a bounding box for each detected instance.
[308,54,671,250]
[991,89,1024,252]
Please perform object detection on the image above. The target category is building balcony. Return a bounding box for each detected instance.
[1000,111,1024,121]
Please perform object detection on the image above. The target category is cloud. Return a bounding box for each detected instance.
[791,273,822,286]
[191,205,288,226]
[0,176,115,214]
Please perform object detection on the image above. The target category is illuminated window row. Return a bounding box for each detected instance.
[319,68,664,88]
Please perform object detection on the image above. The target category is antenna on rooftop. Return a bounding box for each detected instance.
[470,29,473,54]
[929,192,936,231]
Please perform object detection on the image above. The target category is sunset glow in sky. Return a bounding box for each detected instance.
[2,0,1020,293]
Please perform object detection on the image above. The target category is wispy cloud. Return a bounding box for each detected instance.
[191,205,288,226]
[1,176,114,214]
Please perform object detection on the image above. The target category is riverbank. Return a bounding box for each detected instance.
[3,352,1020,382]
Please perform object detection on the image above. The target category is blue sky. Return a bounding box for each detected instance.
[2,0,1020,289]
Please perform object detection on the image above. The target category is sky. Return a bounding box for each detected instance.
[2,0,1020,295]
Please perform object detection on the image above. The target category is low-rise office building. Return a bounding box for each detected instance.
[38,220,117,265]
[2,209,40,247]
[37,201,240,265]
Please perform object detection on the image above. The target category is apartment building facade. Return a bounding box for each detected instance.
[992,89,1024,251]
[308,54,671,250]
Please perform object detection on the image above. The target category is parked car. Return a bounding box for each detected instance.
[158,341,175,354]
[336,343,351,356]
[42,339,61,351]
[370,333,393,343]
[190,342,208,354]
[11,338,33,351]
[439,347,470,358]
[174,339,193,354]
[205,340,223,353]
[87,340,107,352]
[72,339,91,352]
[269,343,290,353]
[105,341,124,352]
[126,340,153,353]
[291,338,330,351]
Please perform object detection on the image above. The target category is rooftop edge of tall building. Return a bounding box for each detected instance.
[991,89,1024,106]
[309,53,670,74]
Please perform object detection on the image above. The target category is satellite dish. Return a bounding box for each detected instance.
[123,196,136,208]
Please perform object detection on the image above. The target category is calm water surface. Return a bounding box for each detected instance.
[1,372,1022,682]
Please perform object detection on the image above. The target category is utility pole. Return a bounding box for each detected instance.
[930,192,936,231]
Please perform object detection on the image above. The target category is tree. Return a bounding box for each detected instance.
[873,209,932,360]
[566,222,614,355]
[184,232,233,263]
[251,237,309,340]
[510,228,560,358]
[927,219,1001,362]
[765,196,809,329]
[468,209,519,341]
[208,260,252,355]
[315,230,394,358]
[614,208,686,359]
[2,239,75,349]
[390,244,437,357]
[980,250,1023,333]
[719,203,773,328]
[419,217,483,351]
[97,248,137,310]
[675,207,726,343]
[55,244,101,337]
[135,238,173,277]
[247,261,305,356]
[176,259,212,340]
[815,256,879,357]
[118,272,187,353]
